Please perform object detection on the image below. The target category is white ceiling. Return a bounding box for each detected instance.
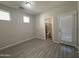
[0,1,77,15]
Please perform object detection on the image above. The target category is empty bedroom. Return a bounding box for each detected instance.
[0,1,78,58]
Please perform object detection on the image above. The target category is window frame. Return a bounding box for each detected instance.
[0,9,10,21]
[23,16,30,23]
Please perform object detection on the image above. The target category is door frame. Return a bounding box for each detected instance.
[44,16,54,41]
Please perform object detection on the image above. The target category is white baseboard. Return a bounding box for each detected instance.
[35,36,45,40]
[0,36,35,50]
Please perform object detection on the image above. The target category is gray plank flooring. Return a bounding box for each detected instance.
[0,38,78,58]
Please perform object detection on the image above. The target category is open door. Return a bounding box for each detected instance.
[45,17,54,40]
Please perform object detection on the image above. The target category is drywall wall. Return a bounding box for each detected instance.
[0,4,35,49]
[35,1,77,43]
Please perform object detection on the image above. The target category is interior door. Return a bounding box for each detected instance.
[58,12,77,46]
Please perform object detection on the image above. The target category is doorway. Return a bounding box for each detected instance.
[45,17,53,40]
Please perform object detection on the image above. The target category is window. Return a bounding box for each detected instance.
[23,16,30,23]
[0,9,10,21]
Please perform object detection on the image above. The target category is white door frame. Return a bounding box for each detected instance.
[44,16,54,41]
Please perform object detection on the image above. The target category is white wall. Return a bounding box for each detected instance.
[35,2,77,42]
[0,4,35,49]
